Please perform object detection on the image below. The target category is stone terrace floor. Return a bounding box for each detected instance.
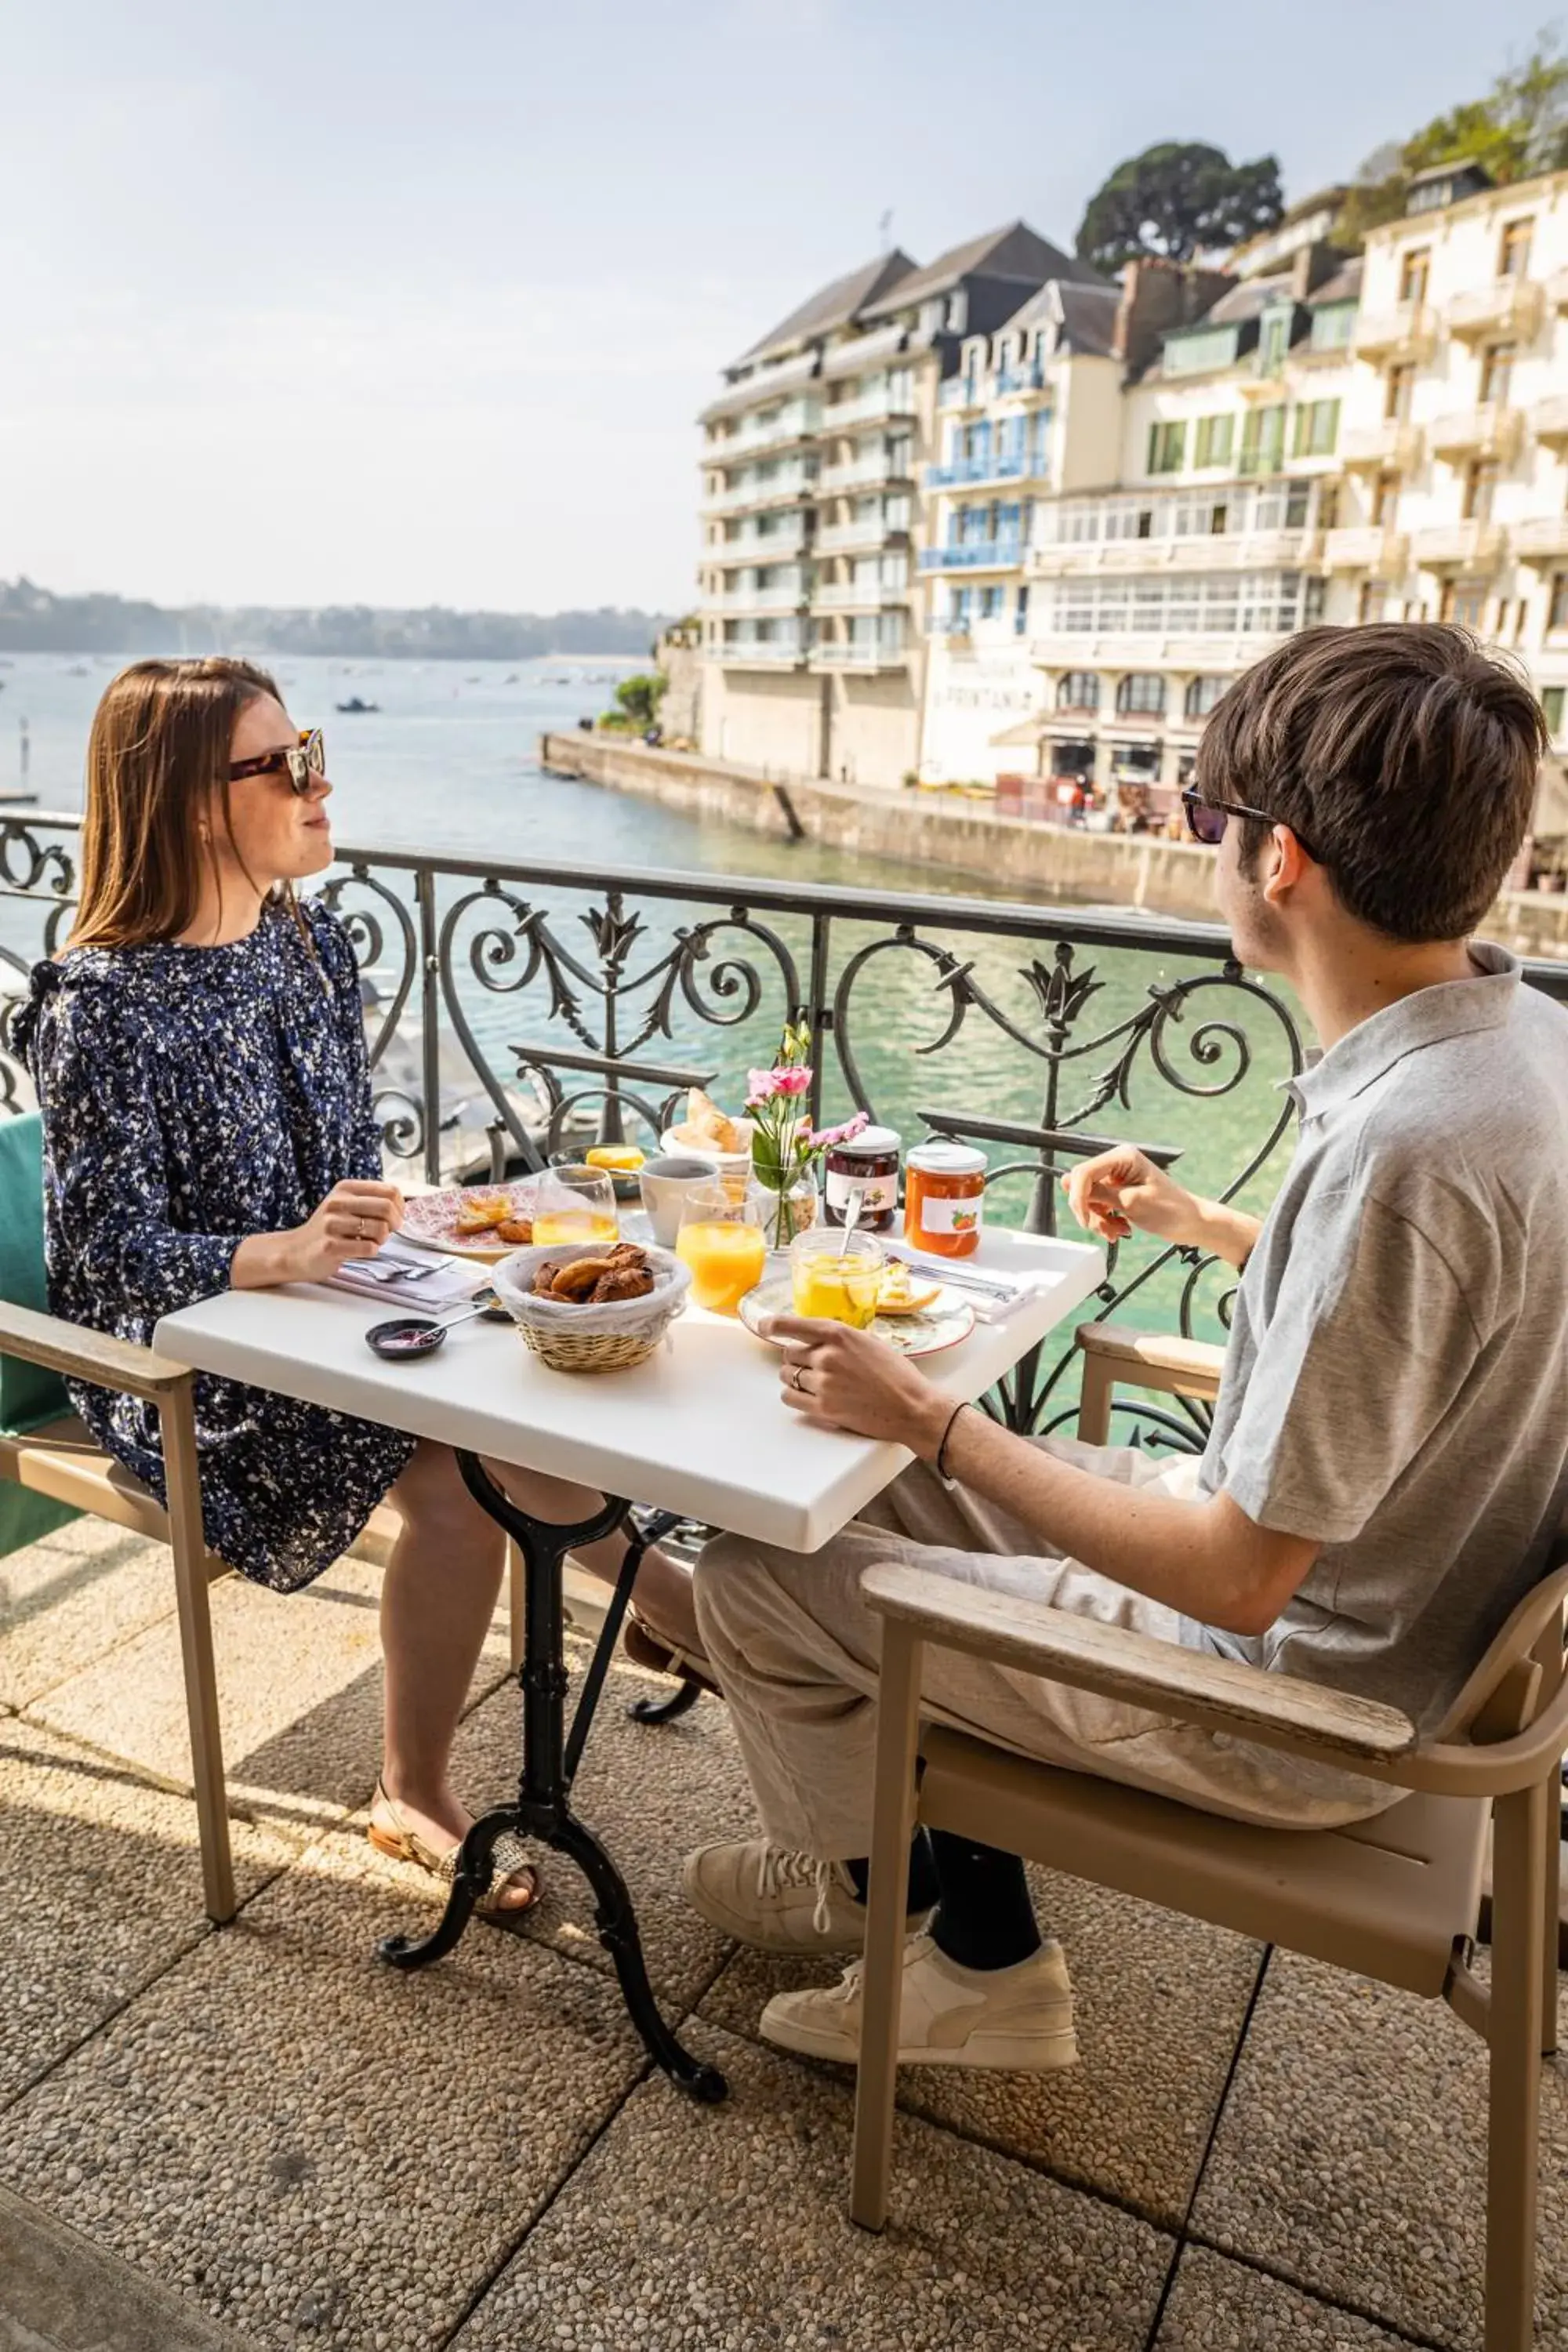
[3,1510,1566,2352]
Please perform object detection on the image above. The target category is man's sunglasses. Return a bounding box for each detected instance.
[1180,786,1320,864]
[229,728,326,796]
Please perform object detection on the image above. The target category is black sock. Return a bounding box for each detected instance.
[926,1831,1042,1972]
[844,1830,940,1915]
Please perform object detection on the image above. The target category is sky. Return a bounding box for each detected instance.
[1,0,1559,615]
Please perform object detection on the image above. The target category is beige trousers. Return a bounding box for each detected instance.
[692,1436,1396,1860]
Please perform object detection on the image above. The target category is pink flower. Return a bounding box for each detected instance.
[746,1068,781,1106]
[806,1112,869,1152]
[770,1065,811,1097]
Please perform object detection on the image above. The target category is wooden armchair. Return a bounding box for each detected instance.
[0,1298,522,1926]
[851,1323,1566,2352]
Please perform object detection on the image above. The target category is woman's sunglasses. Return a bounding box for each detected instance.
[229,728,326,795]
[1180,786,1320,865]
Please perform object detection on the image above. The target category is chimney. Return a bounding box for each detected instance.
[1113,260,1235,376]
[1290,240,1347,300]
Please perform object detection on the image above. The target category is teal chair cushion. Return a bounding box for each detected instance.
[0,1111,81,1554]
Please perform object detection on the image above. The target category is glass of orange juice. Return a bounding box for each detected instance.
[533,1163,619,1248]
[677,1179,768,1316]
[789,1229,884,1329]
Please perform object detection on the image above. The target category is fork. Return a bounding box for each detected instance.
[339,1258,440,1284]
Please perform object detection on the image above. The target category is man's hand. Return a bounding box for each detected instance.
[1063,1145,1200,1247]
[1064,1145,1262,1272]
[764,1314,953,1454]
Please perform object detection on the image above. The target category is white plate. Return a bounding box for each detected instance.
[737,1275,975,1359]
[400,1181,541,1262]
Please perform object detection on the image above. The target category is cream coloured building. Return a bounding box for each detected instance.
[1331,160,1568,760]
[1025,245,1359,809]
[697,227,1105,789]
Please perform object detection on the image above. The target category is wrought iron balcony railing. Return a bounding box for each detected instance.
[4,811,1564,1446]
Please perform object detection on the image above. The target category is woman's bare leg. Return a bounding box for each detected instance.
[375,1444,702,1900]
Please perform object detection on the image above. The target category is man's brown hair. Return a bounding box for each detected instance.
[1194,623,1548,942]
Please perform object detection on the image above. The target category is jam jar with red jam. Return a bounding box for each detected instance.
[823,1125,902,1232]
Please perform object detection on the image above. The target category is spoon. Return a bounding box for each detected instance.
[837,1183,865,1259]
[366,1292,499,1359]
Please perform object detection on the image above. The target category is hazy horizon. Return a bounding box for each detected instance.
[4,1,1555,614]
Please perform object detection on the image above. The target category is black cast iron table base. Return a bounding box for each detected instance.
[378,1453,727,2104]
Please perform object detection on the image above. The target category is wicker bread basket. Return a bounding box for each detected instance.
[491,1241,690,1375]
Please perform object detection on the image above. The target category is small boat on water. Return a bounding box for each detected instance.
[335,695,380,714]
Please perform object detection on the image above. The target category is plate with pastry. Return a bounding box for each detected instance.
[400,1180,542,1261]
[737,1276,975,1359]
[659,1086,757,1171]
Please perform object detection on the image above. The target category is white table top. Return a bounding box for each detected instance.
[154,1229,1105,1553]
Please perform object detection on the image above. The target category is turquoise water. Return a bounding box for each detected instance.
[0,652,1299,1358]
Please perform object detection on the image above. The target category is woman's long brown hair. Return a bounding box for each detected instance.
[69,656,286,951]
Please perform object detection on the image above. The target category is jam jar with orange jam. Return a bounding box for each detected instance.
[903,1142,987,1258]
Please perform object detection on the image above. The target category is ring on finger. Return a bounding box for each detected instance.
[789,1362,808,1393]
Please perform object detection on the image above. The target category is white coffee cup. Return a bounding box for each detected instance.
[638,1156,717,1247]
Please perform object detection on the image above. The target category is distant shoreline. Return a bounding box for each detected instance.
[0,579,677,662]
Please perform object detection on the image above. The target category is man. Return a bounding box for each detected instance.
[681,623,1568,2074]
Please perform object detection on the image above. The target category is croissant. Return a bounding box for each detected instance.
[590,1267,655,1302]
[544,1254,620,1302]
[495,1217,534,1246]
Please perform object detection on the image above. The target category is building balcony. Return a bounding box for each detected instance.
[1411,520,1505,569]
[1323,525,1410,572]
[1341,420,1422,474]
[711,637,810,667]
[704,472,816,517]
[710,521,810,565]
[811,582,906,611]
[822,387,916,431]
[920,538,1026,573]
[1030,531,1319,578]
[1446,276,1544,343]
[706,583,810,613]
[1352,303,1436,361]
[1534,394,1568,450]
[924,448,1046,491]
[926,615,973,640]
[815,518,900,554]
[810,641,908,670]
[705,405,820,464]
[1237,369,1290,402]
[1512,514,1568,565]
[817,452,911,494]
[1426,401,1522,464]
[994,361,1047,395]
[938,376,983,410]
[1027,627,1296,673]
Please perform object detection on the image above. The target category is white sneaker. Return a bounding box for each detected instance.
[760,1933,1078,2071]
[682,1838,932,1955]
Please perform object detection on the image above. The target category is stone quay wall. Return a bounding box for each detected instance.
[539,731,1568,959]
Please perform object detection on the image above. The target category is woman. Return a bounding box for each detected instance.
[17,659,700,1912]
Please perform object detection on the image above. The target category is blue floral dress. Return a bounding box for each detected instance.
[16,898,416,1591]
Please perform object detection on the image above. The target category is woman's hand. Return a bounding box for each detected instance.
[764,1314,952,1454]
[1062,1145,1200,1247]
[289,1179,404,1281]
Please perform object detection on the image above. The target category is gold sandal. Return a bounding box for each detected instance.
[366,1781,541,1918]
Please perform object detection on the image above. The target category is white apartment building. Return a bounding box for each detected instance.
[916,281,1123,784]
[1334,161,1568,759]
[697,226,1105,789]
[1026,249,1359,807]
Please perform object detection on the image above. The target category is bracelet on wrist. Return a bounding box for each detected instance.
[935,1399,974,1481]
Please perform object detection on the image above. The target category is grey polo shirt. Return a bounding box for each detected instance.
[1195,942,1568,1731]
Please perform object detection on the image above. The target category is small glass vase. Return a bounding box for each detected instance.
[760,1174,820,1250]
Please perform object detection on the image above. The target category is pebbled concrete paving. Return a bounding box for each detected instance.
[455,2020,1174,2352]
[1,1512,1555,2352]
[0,2178,253,2351]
